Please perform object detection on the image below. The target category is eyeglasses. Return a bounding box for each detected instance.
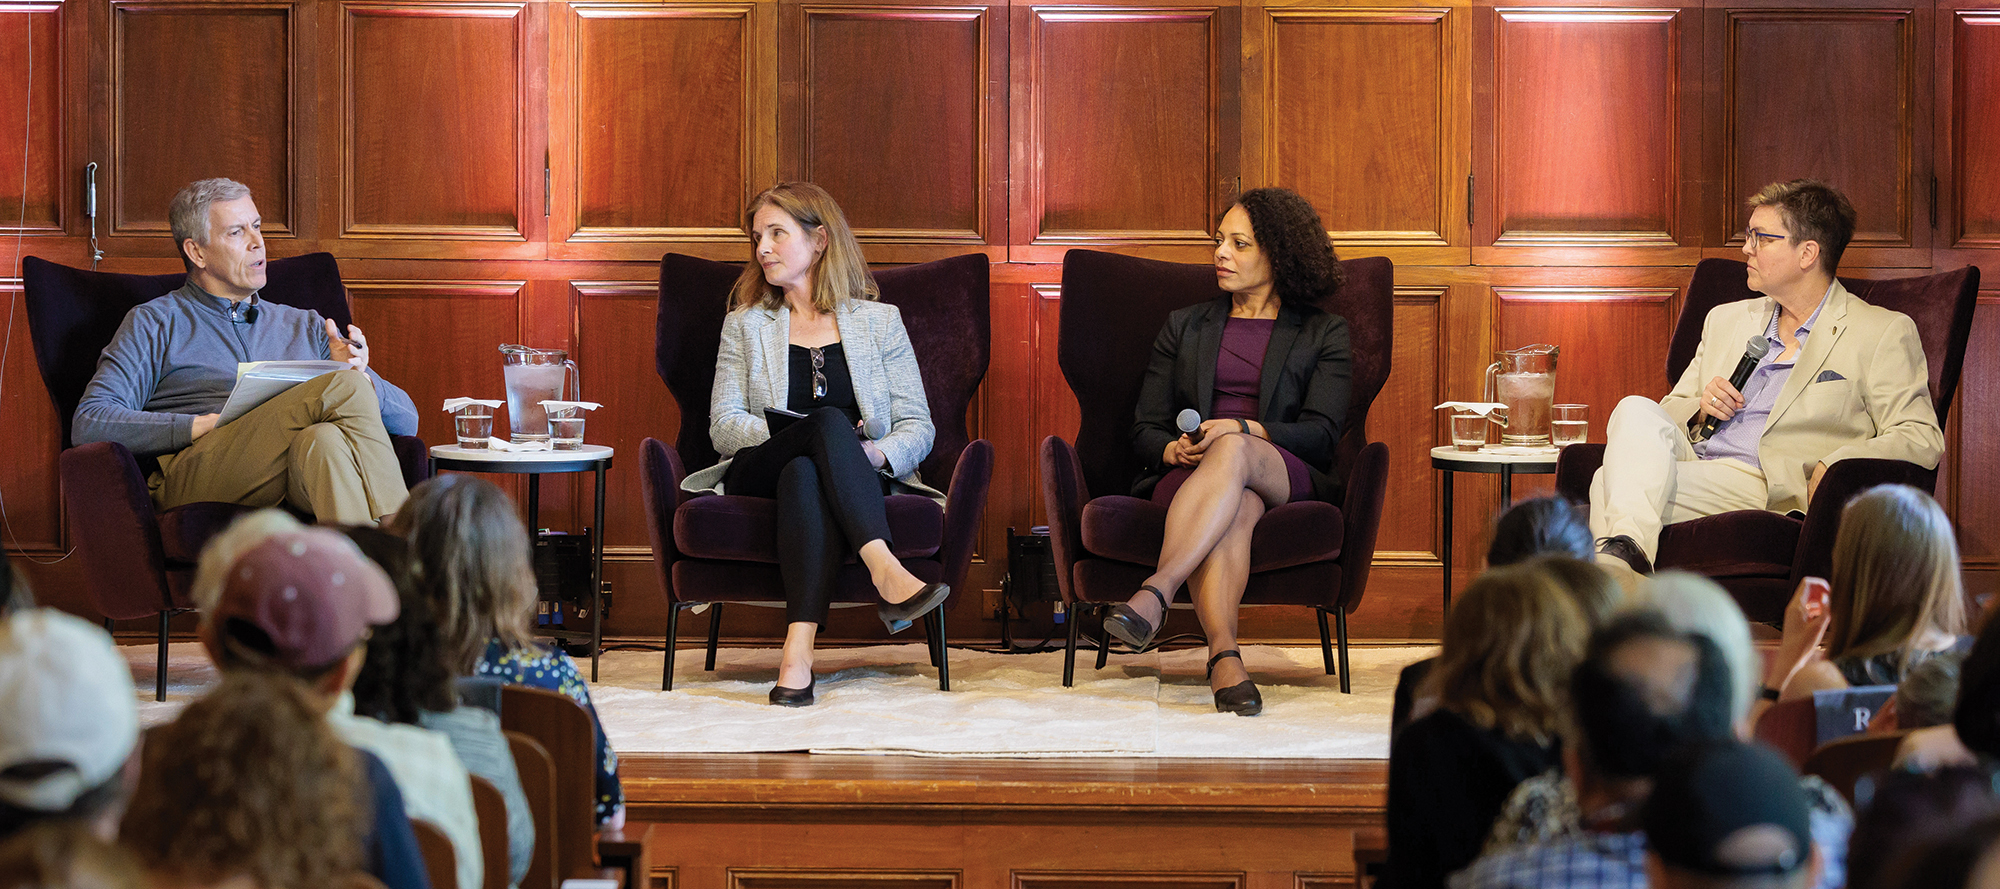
[1740,228,1791,253]
[808,346,827,400]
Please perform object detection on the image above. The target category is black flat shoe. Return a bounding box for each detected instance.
[1103,584,1168,651]
[769,677,815,707]
[1207,649,1262,716]
[878,582,951,634]
[1596,534,1653,575]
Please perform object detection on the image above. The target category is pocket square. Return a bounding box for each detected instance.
[1816,370,1846,382]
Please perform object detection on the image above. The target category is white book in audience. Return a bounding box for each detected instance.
[218,360,350,426]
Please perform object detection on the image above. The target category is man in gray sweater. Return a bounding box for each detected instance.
[72,178,419,523]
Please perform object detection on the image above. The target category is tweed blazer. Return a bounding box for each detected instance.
[681,298,943,501]
[1661,279,1944,515]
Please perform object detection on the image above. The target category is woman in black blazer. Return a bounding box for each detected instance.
[1103,187,1353,716]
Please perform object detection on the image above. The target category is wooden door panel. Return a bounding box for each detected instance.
[1372,286,1445,566]
[345,280,524,449]
[112,2,293,237]
[1494,286,1681,430]
[0,3,63,233]
[574,281,679,552]
[1949,10,2000,248]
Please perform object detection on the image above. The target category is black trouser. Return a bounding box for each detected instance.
[723,407,894,625]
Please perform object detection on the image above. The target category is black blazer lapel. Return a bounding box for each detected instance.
[1190,300,1226,417]
[1259,306,1305,421]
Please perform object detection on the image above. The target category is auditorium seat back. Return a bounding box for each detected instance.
[1055,249,1393,501]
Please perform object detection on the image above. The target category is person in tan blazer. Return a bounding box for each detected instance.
[1590,180,1944,574]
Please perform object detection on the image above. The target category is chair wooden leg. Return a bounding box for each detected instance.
[1335,605,1351,694]
[663,604,681,691]
[931,607,950,691]
[924,608,943,667]
[1318,609,1335,675]
[1063,607,1080,687]
[704,603,722,671]
[156,612,170,702]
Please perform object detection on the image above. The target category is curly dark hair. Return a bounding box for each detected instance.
[344,525,457,724]
[1229,187,1343,306]
[120,672,368,888]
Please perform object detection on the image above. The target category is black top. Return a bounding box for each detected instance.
[1833,634,1975,687]
[788,343,862,426]
[1383,708,1562,889]
[1130,298,1353,502]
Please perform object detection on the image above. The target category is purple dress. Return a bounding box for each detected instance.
[1151,318,1314,506]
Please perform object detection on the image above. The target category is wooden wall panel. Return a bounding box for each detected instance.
[1259,8,1459,256]
[1716,8,1927,261]
[345,280,524,449]
[112,2,292,236]
[1487,8,1683,248]
[1494,286,1681,432]
[573,281,678,552]
[1952,294,2000,581]
[1011,6,1229,260]
[1949,11,2000,247]
[562,4,756,243]
[796,7,991,244]
[1027,281,1079,527]
[342,3,527,238]
[0,3,62,233]
[1372,286,1443,564]
[0,285,62,548]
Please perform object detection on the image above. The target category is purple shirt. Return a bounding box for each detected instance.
[1696,289,1829,469]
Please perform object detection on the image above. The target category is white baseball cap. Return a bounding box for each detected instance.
[0,609,139,812]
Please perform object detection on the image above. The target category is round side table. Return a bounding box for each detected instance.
[430,444,614,679]
[1430,445,1560,613]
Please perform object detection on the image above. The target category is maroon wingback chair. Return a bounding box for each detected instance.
[1554,258,1978,623]
[20,253,431,699]
[1039,249,1393,693]
[639,252,994,691]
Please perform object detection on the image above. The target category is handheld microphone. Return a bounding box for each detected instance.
[1176,409,1203,445]
[863,416,888,440]
[1696,335,1771,439]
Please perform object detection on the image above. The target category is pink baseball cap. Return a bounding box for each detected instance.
[210,528,399,670]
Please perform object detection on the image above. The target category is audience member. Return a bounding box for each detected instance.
[1489,572,1853,886]
[1898,595,2000,771]
[389,475,624,826]
[195,514,470,889]
[1845,766,2000,889]
[1451,611,1735,889]
[1642,740,1821,889]
[0,552,31,616]
[1764,485,1968,703]
[0,608,137,843]
[120,672,380,889]
[0,819,145,889]
[347,526,532,887]
[1876,812,2000,889]
[1892,649,1966,731]
[1383,562,1591,889]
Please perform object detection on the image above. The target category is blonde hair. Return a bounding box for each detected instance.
[1423,562,1592,745]
[728,182,877,314]
[121,673,368,889]
[387,475,539,673]
[1825,485,1967,665]
[1645,571,1759,725]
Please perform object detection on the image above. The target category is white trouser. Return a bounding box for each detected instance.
[1588,395,1769,561]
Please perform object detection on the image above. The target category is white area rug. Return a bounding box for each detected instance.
[126,642,1431,759]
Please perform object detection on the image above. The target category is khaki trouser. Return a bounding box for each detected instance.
[152,369,408,523]
[1588,395,1770,563]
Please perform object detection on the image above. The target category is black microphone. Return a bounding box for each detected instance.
[1696,335,1771,439]
[229,302,258,323]
[1176,409,1203,445]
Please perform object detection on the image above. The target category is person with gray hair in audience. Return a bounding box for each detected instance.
[71,177,418,523]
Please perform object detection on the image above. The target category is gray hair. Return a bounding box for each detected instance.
[1643,571,1759,726]
[167,178,252,268]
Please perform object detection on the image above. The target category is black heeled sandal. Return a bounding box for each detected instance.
[1103,584,1169,650]
[1207,649,1262,716]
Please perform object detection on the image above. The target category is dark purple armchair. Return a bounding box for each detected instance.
[20,253,431,699]
[1039,249,1393,693]
[639,253,993,692]
[1554,258,1978,623]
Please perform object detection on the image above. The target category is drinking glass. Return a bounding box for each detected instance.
[1450,410,1487,452]
[454,405,493,449]
[548,411,586,450]
[1552,404,1588,447]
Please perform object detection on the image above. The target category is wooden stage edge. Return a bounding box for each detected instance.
[619,754,1388,889]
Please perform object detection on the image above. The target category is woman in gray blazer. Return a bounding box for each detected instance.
[679,182,949,706]
[1101,187,1353,716]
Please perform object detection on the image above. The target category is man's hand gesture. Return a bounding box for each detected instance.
[326,318,370,373]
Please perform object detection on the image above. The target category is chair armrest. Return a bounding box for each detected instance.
[1336,441,1390,614]
[1554,443,1606,505]
[639,438,688,604]
[59,442,176,619]
[392,434,431,486]
[1038,436,1088,606]
[1791,457,1938,584]
[938,439,993,595]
